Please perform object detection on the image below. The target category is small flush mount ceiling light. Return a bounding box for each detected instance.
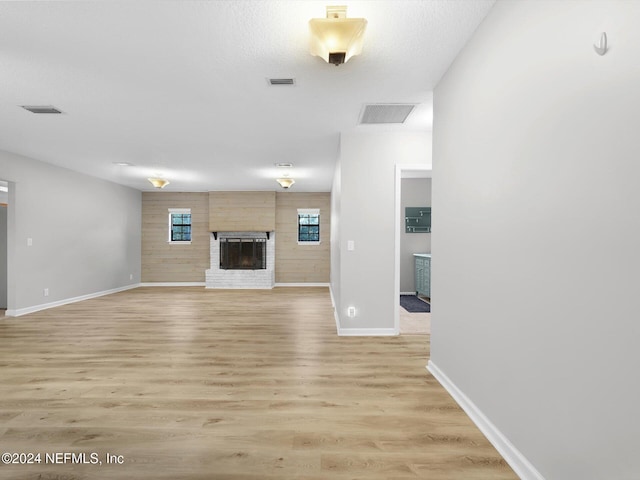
[275,163,295,188]
[148,177,170,189]
[276,177,295,189]
[309,5,367,66]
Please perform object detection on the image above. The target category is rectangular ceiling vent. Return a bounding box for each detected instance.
[21,105,63,114]
[359,104,416,124]
[268,78,295,86]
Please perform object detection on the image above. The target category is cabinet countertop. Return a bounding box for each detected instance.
[413,253,431,258]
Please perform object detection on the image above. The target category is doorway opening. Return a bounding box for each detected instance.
[394,165,432,335]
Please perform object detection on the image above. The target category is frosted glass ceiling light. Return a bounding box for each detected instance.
[275,163,295,189]
[276,178,295,189]
[148,177,170,189]
[309,6,367,66]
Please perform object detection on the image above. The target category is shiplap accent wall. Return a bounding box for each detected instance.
[142,192,210,282]
[142,191,330,284]
[275,192,330,283]
[209,191,275,232]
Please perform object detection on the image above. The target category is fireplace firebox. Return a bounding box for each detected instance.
[220,238,266,270]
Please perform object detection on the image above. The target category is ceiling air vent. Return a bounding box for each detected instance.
[268,78,295,86]
[359,104,416,124]
[21,105,63,114]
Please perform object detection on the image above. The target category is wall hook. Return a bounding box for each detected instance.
[594,32,608,56]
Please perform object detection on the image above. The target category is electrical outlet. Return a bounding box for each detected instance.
[27,237,33,247]
[347,306,356,318]
[43,288,49,297]
[129,274,133,280]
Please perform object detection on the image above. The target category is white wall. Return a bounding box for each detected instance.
[330,152,342,314]
[400,178,431,293]
[0,205,7,309]
[333,131,431,332]
[431,1,640,479]
[0,150,141,314]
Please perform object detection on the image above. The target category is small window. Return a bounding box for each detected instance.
[298,208,320,245]
[168,208,192,243]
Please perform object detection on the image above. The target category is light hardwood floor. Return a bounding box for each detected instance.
[0,287,516,479]
[399,309,430,335]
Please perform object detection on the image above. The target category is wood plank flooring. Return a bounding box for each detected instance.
[0,287,517,479]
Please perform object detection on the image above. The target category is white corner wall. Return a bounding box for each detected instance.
[330,152,342,321]
[0,205,7,308]
[1,150,141,315]
[431,1,640,479]
[333,131,431,333]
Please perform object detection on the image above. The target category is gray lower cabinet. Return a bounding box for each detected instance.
[414,254,431,298]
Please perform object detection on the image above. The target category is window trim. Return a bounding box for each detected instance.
[168,208,192,244]
[297,208,321,245]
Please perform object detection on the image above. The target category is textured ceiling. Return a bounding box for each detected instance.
[0,0,495,192]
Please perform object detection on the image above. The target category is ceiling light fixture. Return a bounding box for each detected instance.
[276,178,295,189]
[309,6,367,66]
[275,163,294,188]
[148,177,170,189]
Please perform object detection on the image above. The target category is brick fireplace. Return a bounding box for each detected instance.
[205,232,275,289]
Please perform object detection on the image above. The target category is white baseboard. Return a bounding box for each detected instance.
[400,291,417,295]
[139,282,330,289]
[204,285,272,289]
[427,360,545,480]
[329,284,340,333]
[338,327,398,336]
[329,285,337,309]
[5,284,140,317]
